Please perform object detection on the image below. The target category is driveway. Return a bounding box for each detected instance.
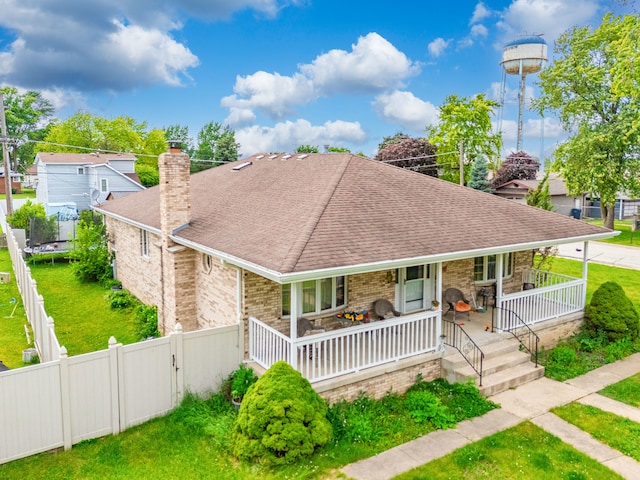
[557,241,640,271]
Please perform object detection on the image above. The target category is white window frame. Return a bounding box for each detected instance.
[474,253,513,283]
[100,178,108,193]
[282,276,346,317]
[77,167,84,175]
[140,230,149,258]
[202,254,213,274]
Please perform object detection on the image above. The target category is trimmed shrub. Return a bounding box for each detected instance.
[584,282,639,342]
[232,361,332,465]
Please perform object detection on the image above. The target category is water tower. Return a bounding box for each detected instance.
[499,35,547,151]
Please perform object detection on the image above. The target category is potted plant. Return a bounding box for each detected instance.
[231,363,258,410]
[431,299,440,311]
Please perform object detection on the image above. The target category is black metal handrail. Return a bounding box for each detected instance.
[492,306,540,367]
[441,319,484,386]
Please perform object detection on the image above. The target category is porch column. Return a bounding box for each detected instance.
[290,282,299,369]
[436,262,443,348]
[582,241,589,307]
[495,254,504,330]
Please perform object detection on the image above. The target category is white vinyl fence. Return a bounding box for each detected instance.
[0,323,243,465]
[0,208,243,465]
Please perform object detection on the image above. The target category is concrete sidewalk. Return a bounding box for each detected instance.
[556,241,640,270]
[341,352,640,480]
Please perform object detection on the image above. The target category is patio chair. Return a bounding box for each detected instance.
[373,298,401,320]
[297,317,324,337]
[444,288,471,322]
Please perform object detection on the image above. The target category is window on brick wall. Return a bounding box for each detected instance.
[202,254,213,273]
[282,276,346,316]
[140,229,149,257]
[474,253,513,283]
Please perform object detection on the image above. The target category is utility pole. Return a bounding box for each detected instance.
[458,140,465,186]
[0,92,13,217]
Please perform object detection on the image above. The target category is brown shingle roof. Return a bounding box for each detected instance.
[97,153,613,276]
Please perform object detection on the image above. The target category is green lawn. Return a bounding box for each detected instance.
[599,373,640,408]
[587,220,640,247]
[0,188,36,200]
[0,379,498,479]
[27,260,138,355]
[0,249,31,368]
[547,257,640,311]
[394,421,622,479]
[552,403,640,462]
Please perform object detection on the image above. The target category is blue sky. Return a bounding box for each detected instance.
[0,0,628,159]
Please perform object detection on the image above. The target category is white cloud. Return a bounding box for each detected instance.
[470,24,488,38]
[0,0,294,92]
[470,2,492,24]
[372,90,439,132]
[301,33,419,94]
[428,37,450,57]
[235,119,366,155]
[223,33,420,122]
[523,117,565,139]
[498,0,600,43]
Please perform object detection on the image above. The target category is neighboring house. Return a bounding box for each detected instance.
[0,168,22,194]
[34,152,144,214]
[95,147,615,402]
[494,172,640,220]
[22,165,38,189]
[492,173,584,217]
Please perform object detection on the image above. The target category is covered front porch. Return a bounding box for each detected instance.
[248,262,587,385]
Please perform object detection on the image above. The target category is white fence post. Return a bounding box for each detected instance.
[108,336,122,435]
[58,346,72,451]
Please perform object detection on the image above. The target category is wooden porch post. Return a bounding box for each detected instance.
[290,282,298,369]
[582,241,589,306]
[436,262,443,348]
[495,254,504,330]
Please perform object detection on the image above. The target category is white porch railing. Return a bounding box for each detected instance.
[498,269,584,329]
[249,310,441,383]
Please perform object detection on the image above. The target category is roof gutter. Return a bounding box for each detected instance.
[92,207,162,236]
[172,230,618,284]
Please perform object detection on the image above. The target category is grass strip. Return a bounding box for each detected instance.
[394,421,622,479]
[552,402,640,462]
[599,373,640,408]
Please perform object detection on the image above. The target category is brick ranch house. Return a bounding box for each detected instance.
[94,146,615,402]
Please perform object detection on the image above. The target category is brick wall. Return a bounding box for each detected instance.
[196,255,239,328]
[106,218,162,308]
[316,356,442,404]
[161,246,197,333]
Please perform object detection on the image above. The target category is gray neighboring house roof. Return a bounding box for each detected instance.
[95,153,615,281]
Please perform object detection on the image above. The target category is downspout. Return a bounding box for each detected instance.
[158,243,166,333]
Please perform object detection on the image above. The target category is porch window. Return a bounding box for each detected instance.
[281,276,346,316]
[474,253,513,282]
[140,230,149,257]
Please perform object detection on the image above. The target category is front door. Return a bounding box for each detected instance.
[398,265,433,313]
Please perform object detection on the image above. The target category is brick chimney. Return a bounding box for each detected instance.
[159,140,190,239]
[157,141,197,333]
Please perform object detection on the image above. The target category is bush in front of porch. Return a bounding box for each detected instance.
[540,282,640,382]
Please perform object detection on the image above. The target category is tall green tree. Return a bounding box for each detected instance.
[43,112,168,186]
[525,171,554,211]
[1,87,54,172]
[467,156,493,193]
[192,122,239,173]
[426,94,502,184]
[163,124,193,156]
[533,14,640,229]
[296,145,319,153]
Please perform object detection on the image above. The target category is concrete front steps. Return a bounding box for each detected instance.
[442,338,545,396]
